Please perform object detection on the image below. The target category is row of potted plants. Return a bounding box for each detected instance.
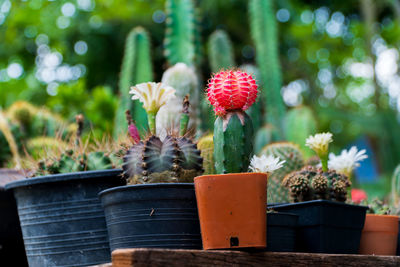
[3,69,400,267]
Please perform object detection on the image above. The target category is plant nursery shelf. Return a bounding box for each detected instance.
[106,248,400,267]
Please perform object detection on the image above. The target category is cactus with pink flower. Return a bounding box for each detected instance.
[207,70,258,173]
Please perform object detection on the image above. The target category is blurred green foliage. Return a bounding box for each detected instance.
[2,0,400,198]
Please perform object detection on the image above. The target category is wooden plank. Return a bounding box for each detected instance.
[112,248,400,267]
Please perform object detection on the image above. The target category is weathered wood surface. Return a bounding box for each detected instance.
[112,248,400,267]
[88,263,112,267]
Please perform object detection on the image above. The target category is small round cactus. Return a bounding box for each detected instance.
[207,70,258,116]
[311,174,328,199]
[287,174,310,202]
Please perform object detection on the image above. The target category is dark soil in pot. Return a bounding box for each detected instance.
[273,199,368,254]
[266,212,298,252]
[99,183,202,251]
[5,169,124,267]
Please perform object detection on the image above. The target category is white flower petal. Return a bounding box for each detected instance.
[328,146,368,175]
[249,155,285,174]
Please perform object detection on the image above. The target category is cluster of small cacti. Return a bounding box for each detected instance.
[363,198,391,215]
[207,70,257,173]
[260,142,305,203]
[282,165,351,202]
[123,86,203,184]
[31,115,118,176]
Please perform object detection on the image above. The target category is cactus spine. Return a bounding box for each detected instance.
[207,70,258,174]
[114,27,153,137]
[260,142,305,203]
[208,30,236,72]
[249,0,286,134]
[285,106,317,158]
[197,134,215,175]
[164,0,196,66]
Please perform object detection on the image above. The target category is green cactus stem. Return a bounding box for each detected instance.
[249,0,285,133]
[391,164,400,206]
[285,106,317,158]
[213,111,253,173]
[197,134,215,175]
[180,95,190,136]
[164,0,196,66]
[208,30,236,72]
[114,27,153,137]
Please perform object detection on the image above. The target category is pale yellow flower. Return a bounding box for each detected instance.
[129,82,176,114]
[305,132,333,156]
[328,146,368,176]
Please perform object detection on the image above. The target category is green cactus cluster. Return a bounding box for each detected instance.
[197,134,215,175]
[282,165,351,202]
[208,30,236,72]
[114,27,153,137]
[284,106,317,158]
[363,198,391,215]
[213,111,254,174]
[260,142,305,203]
[249,0,286,135]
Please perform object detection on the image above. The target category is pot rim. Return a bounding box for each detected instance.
[272,199,368,210]
[366,214,400,219]
[98,182,195,198]
[5,169,123,190]
[194,172,268,181]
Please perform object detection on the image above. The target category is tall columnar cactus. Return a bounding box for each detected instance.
[249,0,286,134]
[197,134,215,175]
[207,70,258,173]
[260,142,305,203]
[391,164,400,207]
[285,106,317,158]
[254,124,280,154]
[157,63,199,136]
[114,27,153,137]
[123,82,203,184]
[208,30,236,72]
[164,0,196,66]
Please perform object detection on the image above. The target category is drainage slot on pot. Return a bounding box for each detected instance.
[230,237,239,247]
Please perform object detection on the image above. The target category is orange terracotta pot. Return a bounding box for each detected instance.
[194,173,268,250]
[359,214,399,255]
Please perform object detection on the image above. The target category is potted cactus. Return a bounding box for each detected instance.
[99,82,204,252]
[359,199,399,256]
[194,70,284,250]
[5,115,124,267]
[272,133,368,254]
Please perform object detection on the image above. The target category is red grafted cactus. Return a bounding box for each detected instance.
[208,70,259,174]
[207,70,258,116]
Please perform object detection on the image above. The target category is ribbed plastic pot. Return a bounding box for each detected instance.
[5,169,124,267]
[99,183,202,251]
[266,212,298,252]
[273,200,368,254]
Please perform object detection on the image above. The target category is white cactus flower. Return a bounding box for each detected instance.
[305,132,333,156]
[328,146,368,176]
[249,155,286,174]
[129,82,176,114]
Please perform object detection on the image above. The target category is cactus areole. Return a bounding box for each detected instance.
[207,70,258,174]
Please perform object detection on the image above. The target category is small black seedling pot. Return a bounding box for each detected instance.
[99,183,202,251]
[5,169,124,267]
[266,212,298,252]
[273,200,368,254]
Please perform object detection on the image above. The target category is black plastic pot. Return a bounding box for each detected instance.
[5,169,124,267]
[99,183,202,251]
[273,200,368,254]
[0,169,27,267]
[266,212,298,252]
